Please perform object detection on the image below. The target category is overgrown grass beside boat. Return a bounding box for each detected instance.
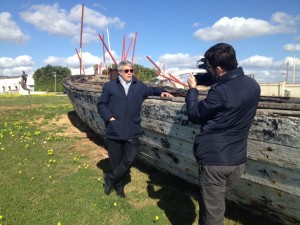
[0,94,278,225]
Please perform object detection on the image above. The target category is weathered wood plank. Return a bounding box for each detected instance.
[63,75,300,225]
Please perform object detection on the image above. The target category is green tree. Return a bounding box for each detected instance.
[33,65,71,92]
[133,64,158,82]
[103,63,158,83]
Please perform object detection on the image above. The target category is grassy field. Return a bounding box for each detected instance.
[0,94,276,225]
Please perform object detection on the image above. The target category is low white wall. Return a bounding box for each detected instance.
[0,76,34,94]
[260,82,300,98]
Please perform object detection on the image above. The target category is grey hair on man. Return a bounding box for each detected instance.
[118,60,133,72]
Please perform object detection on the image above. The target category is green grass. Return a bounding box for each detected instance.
[0,94,276,225]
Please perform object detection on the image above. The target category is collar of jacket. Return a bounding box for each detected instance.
[216,67,244,82]
[116,75,138,84]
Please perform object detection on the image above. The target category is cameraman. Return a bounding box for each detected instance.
[185,43,260,225]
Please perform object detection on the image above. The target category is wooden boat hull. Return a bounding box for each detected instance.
[63,75,300,225]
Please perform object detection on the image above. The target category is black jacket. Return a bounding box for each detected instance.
[97,76,165,140]
[185,67,260,166]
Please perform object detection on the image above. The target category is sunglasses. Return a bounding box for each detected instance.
[122,69,134,73]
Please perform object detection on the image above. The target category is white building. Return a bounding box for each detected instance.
[0,75,34,94]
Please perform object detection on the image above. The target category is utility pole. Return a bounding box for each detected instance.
[286,61,289,83]
[293,56,296,84]
[52,72,57,94]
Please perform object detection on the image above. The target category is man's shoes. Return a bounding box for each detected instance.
[116,188,125,198]
[103,174,113,195]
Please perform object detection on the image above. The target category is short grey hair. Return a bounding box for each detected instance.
[118,60,133,71]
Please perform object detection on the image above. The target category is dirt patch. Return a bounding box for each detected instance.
[51,112,108,160]
[56,114,90,136]
[0,104,41,110]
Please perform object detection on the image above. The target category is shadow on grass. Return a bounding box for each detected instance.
[67,110,105,146]
[135,160,282,225]
[135,160,198,225]
[67,110,281,225]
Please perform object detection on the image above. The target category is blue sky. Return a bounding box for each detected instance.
[1,0,300,83]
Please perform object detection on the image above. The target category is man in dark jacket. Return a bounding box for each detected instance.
[185,43,260,225]
[97,60,173,198]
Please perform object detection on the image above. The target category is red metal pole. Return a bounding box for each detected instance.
[75,48,86,75]
[98,34,118,66]
[168,73,188,87]
[146,55,162,71]
[125,38,133,61]
[102,34,105,63]
[75,48,80,58]
[99,62,102,74]
[101,34,107,74]
[122,34,126,60]
[146,56,188,88]
[155,72,176,87]
[79,4,84,75]
[131,32,138,64]
[75,48,81,74]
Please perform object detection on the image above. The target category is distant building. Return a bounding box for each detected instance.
[0,75,34,94]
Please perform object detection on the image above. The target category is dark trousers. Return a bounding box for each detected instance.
[198,164,245,225]
[105,138,140,190]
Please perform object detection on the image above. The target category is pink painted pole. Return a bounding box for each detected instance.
[122,34,126,60]
[155,71,176,87]
[79,4,84,75]
[102,34,105,64]
[131,32,138,64]
[125,38,133,61]
[99,62,102,74]
[98,34,118,66]
[168,73,188,87]
[146,56,188,88]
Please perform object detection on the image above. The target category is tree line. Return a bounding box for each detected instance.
[33,64,160,92]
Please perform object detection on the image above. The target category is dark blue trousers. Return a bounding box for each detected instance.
[105,138,140,190]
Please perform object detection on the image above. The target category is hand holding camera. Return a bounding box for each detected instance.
[193,58,215,86]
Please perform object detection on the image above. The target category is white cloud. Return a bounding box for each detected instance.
[283,43,300,51]
[239,55,274,68]
[192,22,200,28]
[20,3,125,42]
[271,12,300,28]
[152,52,299,84]
[193,12,300,41]
[44,52,101,68]
[0,55,35,76]
[240,55,300,83]
[43,51,121,75]
[0,12,30,43]
[128,32,136,39]
[0,55,34,69]
[20,4,78,36]
[69,4,125,29]
[157,53,201,70]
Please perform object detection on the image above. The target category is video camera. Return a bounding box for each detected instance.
[194,58,215,86]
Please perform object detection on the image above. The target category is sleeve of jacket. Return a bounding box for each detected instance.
[185,87,223,124]
[142,83,165,98]
[97,83,114,122]
[185,88,202,124]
